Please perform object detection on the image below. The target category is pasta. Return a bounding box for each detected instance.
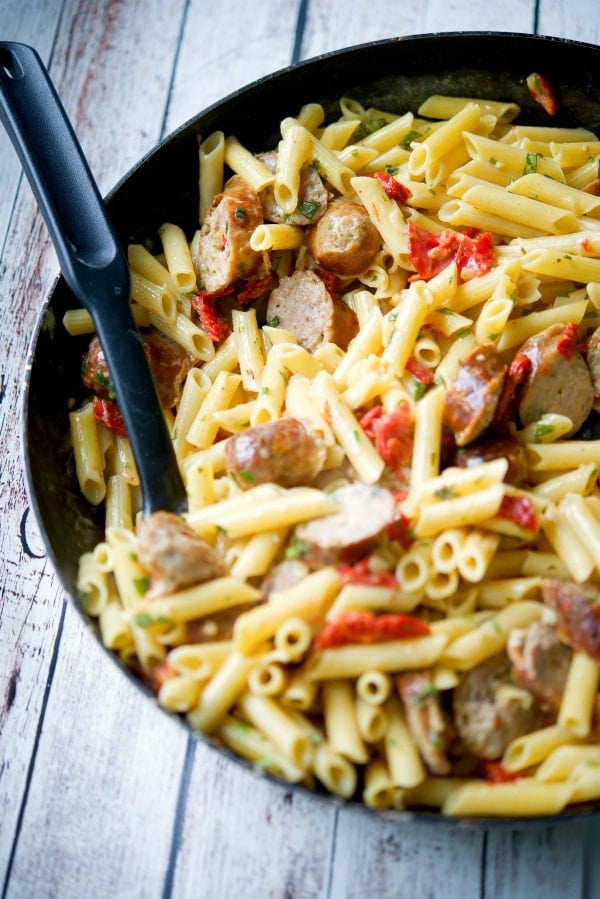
[66,86,600,819]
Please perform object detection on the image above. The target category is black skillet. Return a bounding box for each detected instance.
[7,32,600,826]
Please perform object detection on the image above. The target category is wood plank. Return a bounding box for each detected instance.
[165,0,302,134]
[329,808,483,899]
[538,3,600,44]
[169,747,335,898]
[5,603,187,899]
[0,0,187,890]
[484,822,587,899]
[0,0,62,244]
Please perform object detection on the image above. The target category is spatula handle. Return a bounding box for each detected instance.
[0,41,187,516]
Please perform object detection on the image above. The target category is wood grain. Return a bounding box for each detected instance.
[1,1,599,897]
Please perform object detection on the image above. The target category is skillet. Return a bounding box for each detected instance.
[19,31,600,825]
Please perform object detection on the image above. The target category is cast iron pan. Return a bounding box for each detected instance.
[18,32,600,826]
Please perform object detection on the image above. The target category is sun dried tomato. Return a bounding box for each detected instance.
[191,292,231,343]
[526,72,558,116]
[359,403,413,475]
[370,171,411,203]
[92,396,128,438]
[555,322,579,360]
[236,271,274,306]
[314,610,430,650]
[481,761,522,783]
[407,220,495,282]
[405,356,435,385]
[497,494,539,532]
[492,352,532,426]
[338,557,398,588]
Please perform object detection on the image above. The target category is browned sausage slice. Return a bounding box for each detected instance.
[453,433,529,485]
[294,482,396,566]
[82,329,194,409]
[541,579,600,662]
[443,344,507,446]
[396,671,453,775]
[193,175,263,293]
[518,323,593,435]
[307,200,381,276]
[224,418,326,489]
[586,325,600,397]
[452,651,547,760]
[257,150,328,225]
[506,620,572,713]
[266,269,358,352]
[137,510,225,597]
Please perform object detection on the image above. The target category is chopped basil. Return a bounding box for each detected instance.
[285,534,310,559]
[133,576,151,596]
[239,469,256,483]
[134,612,171,628]
[352,117,388,141]
[95,369,116,399]
[234,206,247,219]
[267,315,280,327]
[434,486,456,500]
[523,152,543,175]
[400,129,421,148]
[298,199,320,220]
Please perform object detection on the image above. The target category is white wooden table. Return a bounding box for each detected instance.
[1,2,600,897]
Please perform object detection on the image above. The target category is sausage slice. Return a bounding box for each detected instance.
[444,344,507,446]
[307,200,381,276]
[517,323,593,435]
[541,579,600,662]
[257,150,328,225]
[294,482,396,566]
[193,175,264,293]
[137,510,225,597]
[82,329,194,409]
[266,269,358,352]
[224,418,326,489]
[506,620,572,714]
[452,651,547,760]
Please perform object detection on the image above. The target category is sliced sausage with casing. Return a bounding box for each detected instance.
[294,482,396,566]
[193,175,264,293]
[266,269,358,352]
[541,579,600,662]
[443,344,507,446]
[137,510,225,597]
[453,651,547,760]
[517,323,593,435]
[506,620,572,714]
[257,150,328,225]
[307,200,381,276]
[82,329,194,409]
[453,433,529,485]
[224,418,326,489]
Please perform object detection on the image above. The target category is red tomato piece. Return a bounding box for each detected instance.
[407,220,495,281]
[455,231,496,280]
[481,761,522,783]
[405,356,435,385]
[338,557,398,588]
[359,403,413,475]
[408,220,462,280]
[191,292,232,343]
[492,352,532,426]
[314,610,430,650]
[497,494,539,532]
[526,72,558,116]
[555,322,579,360]
[370,171,411,203]
[236,272,274,306]
[92,396,128,438]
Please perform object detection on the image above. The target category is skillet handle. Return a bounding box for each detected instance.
[0,41,187,517]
